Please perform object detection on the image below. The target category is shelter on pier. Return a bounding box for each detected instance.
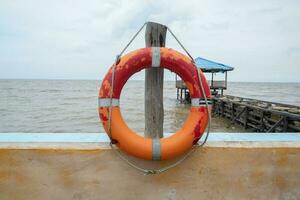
[176,56,233,102]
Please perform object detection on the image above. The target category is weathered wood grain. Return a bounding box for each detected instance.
[144,22,167,138]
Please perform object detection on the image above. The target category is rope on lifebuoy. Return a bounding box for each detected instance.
[104,22,211,175]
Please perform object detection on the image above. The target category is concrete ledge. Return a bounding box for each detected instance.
[1,134,300,199]
[0,142,108,150]
[0,132,299,149]
[1,147,300,199]
[205,141,300,148]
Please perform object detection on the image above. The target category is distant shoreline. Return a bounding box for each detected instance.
[0,78,299,84]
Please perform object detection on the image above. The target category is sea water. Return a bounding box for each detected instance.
[0,80,299,133]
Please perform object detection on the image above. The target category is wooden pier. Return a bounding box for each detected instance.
[176,56,233,102]
[176,79,190,103]
[175,58,300,133]
[212,95,300,132]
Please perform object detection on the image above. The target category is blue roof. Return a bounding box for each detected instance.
[194,57,234,73]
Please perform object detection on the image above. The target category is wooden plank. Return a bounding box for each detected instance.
[221,98,300,120]
[221,101,225,117]
[231,103,235,121]
[144,22,167,138]
[231,106,246,124]
[283,117,288,132]
[267,117,284,133]
[244,107,248,129]
[225,95,300,109]
[288,124,300,132]
[212,95,300,132]
[260,111,265,132]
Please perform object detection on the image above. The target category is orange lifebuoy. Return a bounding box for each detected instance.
[98,47,211,160]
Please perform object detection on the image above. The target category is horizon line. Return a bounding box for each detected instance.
[0,78,299,84]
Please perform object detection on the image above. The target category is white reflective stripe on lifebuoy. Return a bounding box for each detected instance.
[151,47,160,67]
[191,98,212,107]
[152,138,161,160]
[98,98,119,107]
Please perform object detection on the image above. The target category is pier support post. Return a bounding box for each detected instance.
[144,22,167,138]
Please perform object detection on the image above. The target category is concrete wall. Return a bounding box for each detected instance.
[0,147,299,200]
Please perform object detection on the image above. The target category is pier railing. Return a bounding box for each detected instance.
[212,95,300,132]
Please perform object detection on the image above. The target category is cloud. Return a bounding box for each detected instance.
[0,0,299,82]
[286,47,300,56]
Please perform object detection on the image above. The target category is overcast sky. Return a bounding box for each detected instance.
[0,0,299,82]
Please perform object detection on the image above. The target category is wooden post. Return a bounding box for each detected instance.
[260,111,265,132]
[211,73,214,88]
[221,101,225,117]
[225,71,228,88]
[144,22,167,138]
[180,89,183,102]
[244,107,248,129]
